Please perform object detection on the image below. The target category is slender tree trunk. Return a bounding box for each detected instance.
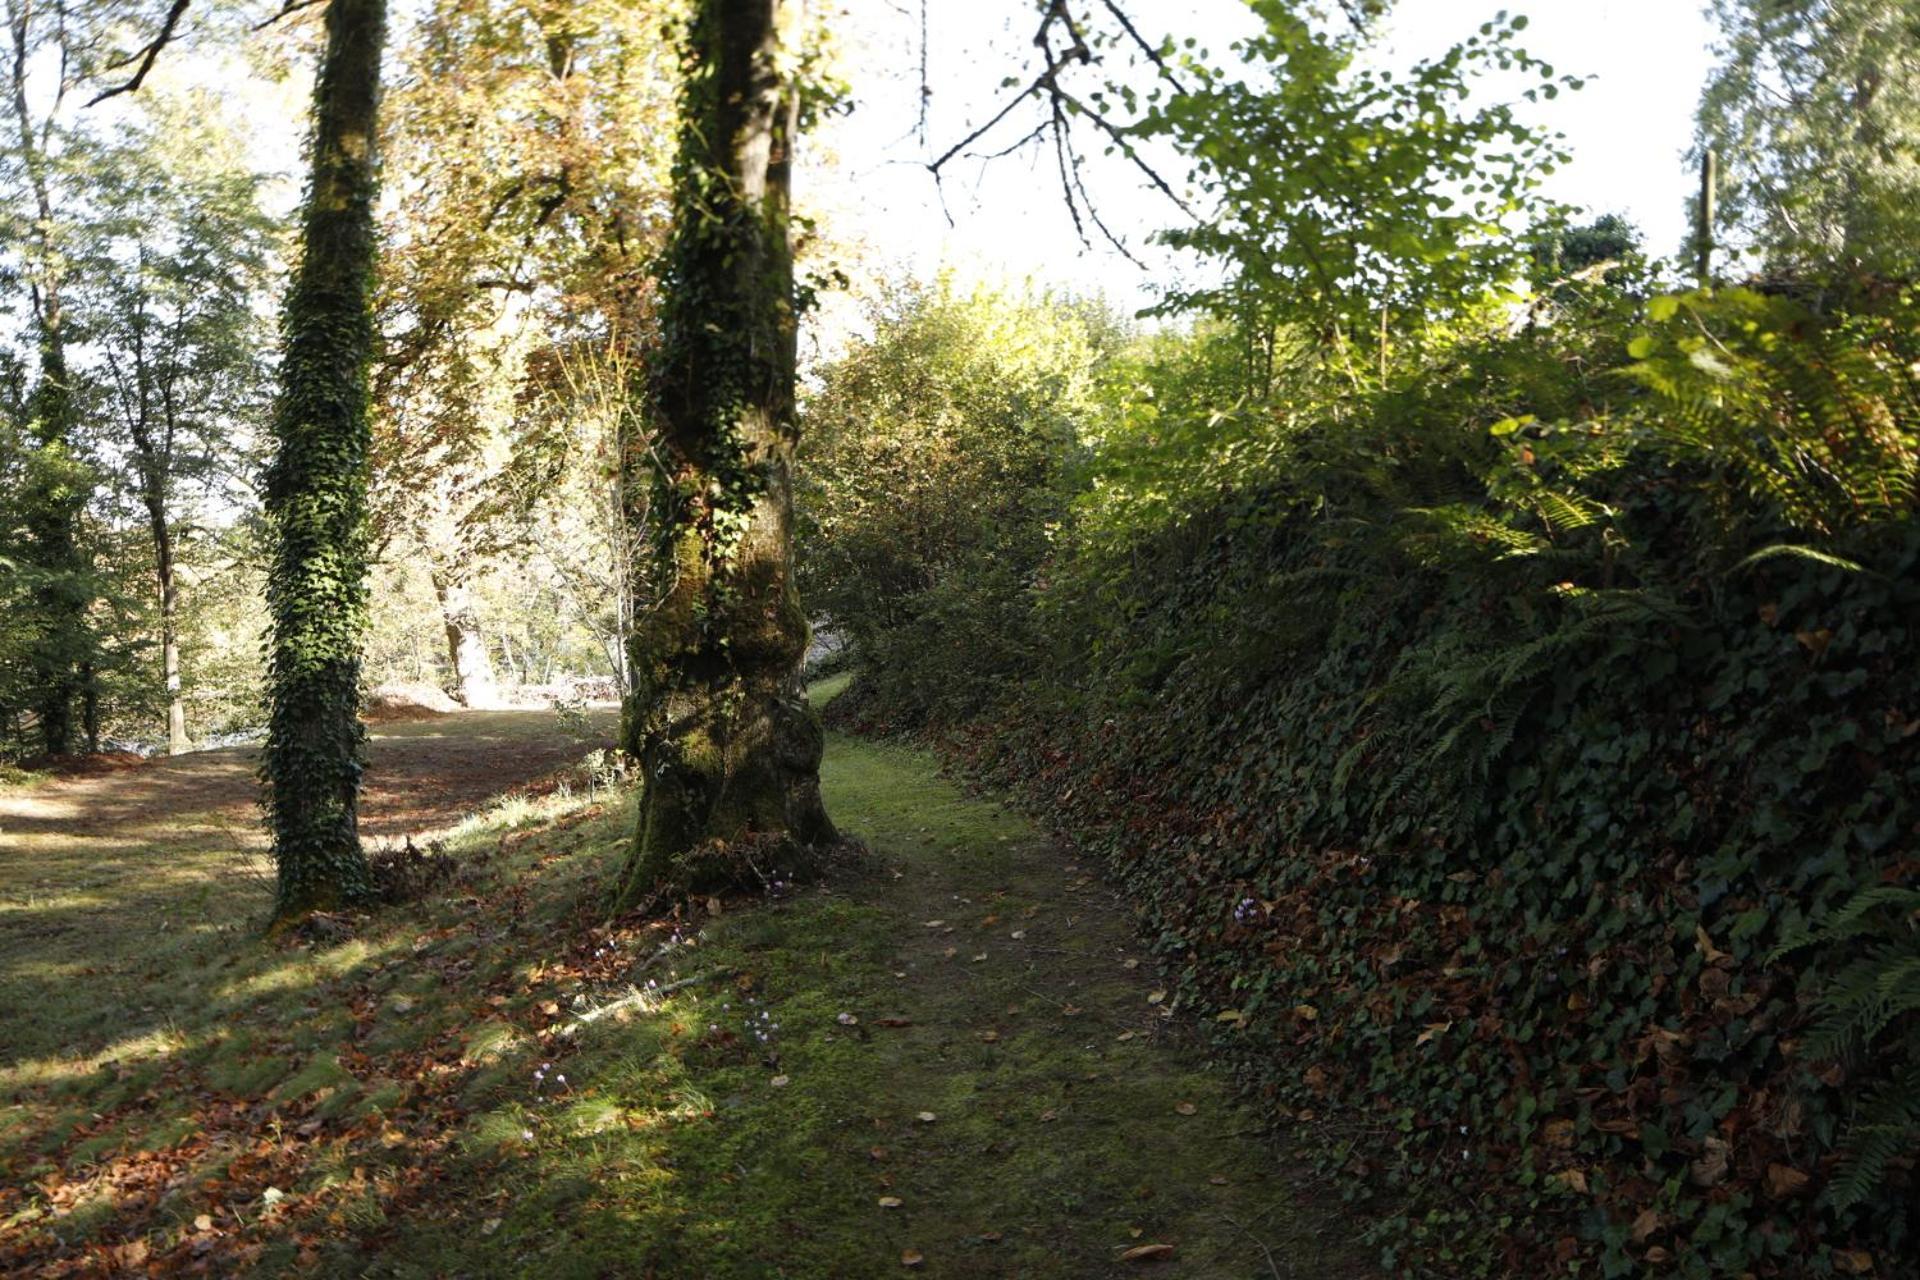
[429,566,499,707]
[143,499,188,753]
[262,0,387,919]
[614,0,834,908]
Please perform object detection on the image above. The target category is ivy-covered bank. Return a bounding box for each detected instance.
[809,283,1920,1277]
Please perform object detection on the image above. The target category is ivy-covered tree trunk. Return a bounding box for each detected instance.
[262,0,387,919]
[614,0,834,907]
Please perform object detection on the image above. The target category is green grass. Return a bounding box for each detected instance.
[0,693,1362,1277]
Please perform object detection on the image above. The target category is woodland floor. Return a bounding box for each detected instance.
[0,681,1370,1278]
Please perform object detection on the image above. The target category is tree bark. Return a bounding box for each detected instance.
[142,489,188,754]
[614,0,833,907]
[429,566,500,707]
[262,0,387,919]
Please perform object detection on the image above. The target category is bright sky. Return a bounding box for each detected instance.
[811,0,1720,312]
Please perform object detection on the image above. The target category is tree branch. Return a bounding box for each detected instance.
[85,0,190,106]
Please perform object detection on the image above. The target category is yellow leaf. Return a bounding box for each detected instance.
[1120,1243,1176,1262]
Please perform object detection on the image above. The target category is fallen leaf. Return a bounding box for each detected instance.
[916,1111,937,1123]
[979,1029,999,1042]
[706,895,723,916]
[979,1231,1003,1243]
[1629,1207,1662,1244]
[878,1196,904,1209]
[1549,1169,1589,1194]
[875,1017,913,1028]
[971,952,988,962]
[869,1146,887,1161]
[770,1075,790,1088]
[1174,1101,1197,1116]
[1010,930,1026,940]
[1120,1243,1175,1262]
[1146,990,1166,1005]
[1691,1136,1731,1187]
[1040,1108,1058,1121]
[1416,1021,1452,1046]
[1116,1031,1136,1042]
[380,1128,406,1148]
[1293,1003,1318,1021]
[1208,1175,1228,1186]
[1122,958,1140,970]
[1834,1250,1876,1274]
[1765,1163,1810,1199]
[901,1248,924,1268]
[942,947,957,959]
[1216,1009,1245,1025]
[481,1218,502,1236]
[923,920,946,928]
[192,1214,214,1232]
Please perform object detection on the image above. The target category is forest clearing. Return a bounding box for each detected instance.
[4,0,1919,1276]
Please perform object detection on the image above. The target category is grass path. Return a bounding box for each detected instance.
[1,690,1366,1278]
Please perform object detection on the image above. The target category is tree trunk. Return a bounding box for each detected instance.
[262,0,387,920]
[157,517,187,754]
[613,0,833,908]
[429,567,499,707]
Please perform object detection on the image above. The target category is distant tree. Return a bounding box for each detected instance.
[1695,0,1920,280]
[613,0,837,905]
[263,0,388,919]
[371,0,675,707]
[71,105,277,754]
[4,0,94,755]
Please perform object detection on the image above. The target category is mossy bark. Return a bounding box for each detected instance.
[262,0,387,920]
[614,0,833,908]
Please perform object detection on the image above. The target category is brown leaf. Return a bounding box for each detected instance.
[878,1196,903,1209]
[901,1248,924,1268]
[1834,1250,1876,1275]
[1543,1118,1576,1149]
[875,1017,913,1028]
[1146,990,1167,1005]
[1120,1243,1176,1262]
[1690,1136,1731,1187]
[1416,1021,1452,1046]
[1764,1163,1810,1199]
[979,1029,999,1043]
[1174,1101,1197,1116]
[1293,1003,1319,1021]
[1629,1207,1662,1244]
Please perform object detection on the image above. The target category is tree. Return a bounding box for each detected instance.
[262,0,387,918]
[371,0,675,707]
[1695,0,1920,280]
[4,0,93,755]
[613,0,835,906]
[72,106,276,753]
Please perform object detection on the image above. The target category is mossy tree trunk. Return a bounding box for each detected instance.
[614,0,834,908]
[262,0,387,920]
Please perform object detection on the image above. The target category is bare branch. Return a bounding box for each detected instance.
[253,0,327,33]
[85,0,191,107]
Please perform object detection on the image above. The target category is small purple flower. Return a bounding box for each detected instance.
[1232,897,1258,924]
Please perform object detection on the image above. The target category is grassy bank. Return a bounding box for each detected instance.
[1,690,1364,1277]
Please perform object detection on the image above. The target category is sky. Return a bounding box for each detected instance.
[810,0,1721,313]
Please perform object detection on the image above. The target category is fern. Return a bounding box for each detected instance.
[1771,886,1920,1211]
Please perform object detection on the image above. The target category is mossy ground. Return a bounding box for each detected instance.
[1,688,1366,1277]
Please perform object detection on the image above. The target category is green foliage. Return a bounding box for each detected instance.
[1138,6,1578,365]
[1772,886,1920,1212]
[1695,0,1920,280]
[818,267,1920,1274]
[799,280,1113,727]
[1620,287,1920,537]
